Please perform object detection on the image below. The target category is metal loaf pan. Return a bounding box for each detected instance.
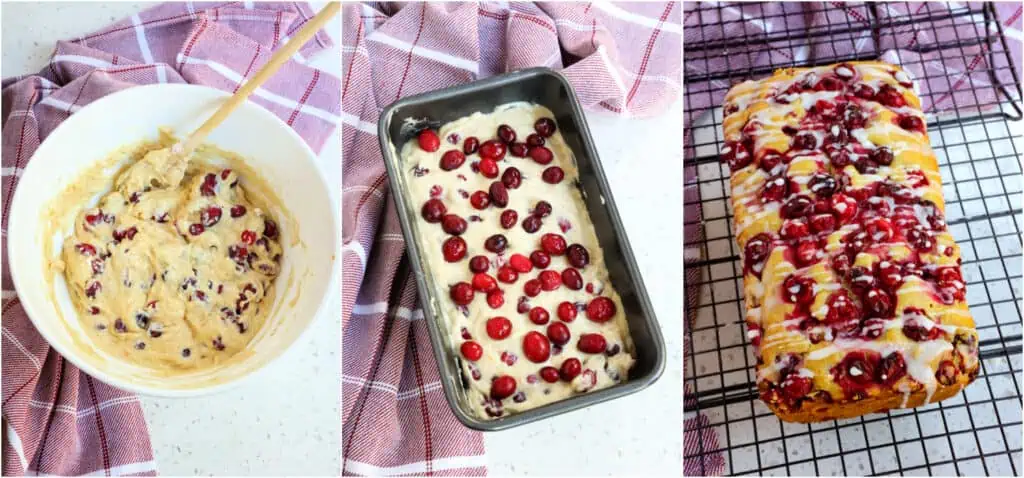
[377,67,665,431]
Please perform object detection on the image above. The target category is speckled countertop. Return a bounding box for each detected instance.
[1,2,342,475]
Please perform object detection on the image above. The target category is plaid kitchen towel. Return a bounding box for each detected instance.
[682,2,1022,475]
[341,1,679,475]
[1,2,339,475]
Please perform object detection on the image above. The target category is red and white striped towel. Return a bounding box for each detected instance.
[341,2,680,475]
[1,2,339,475]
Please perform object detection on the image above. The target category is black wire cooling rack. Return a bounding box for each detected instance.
[683,2,1023,476]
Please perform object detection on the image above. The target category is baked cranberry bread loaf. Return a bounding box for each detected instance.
[721,62,980,422]
[400,103,635,419]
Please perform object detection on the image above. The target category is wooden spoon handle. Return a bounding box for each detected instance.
[180,1,340,154]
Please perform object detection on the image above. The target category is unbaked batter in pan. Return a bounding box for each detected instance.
[401,103,635,418]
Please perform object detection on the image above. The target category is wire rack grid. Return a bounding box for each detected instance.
[683,2,1023,476]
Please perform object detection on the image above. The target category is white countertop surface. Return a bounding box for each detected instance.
[2,2,342,475]
[3,2,684,476]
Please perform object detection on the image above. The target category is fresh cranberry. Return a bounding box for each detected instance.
[528,146,554,165]
[450,282,474,305]
[578,333,607,354]
[491,376,517,399]
[469,255,490,273]
[76,243,97,256]
[535,118,557,137]
[496,266,518,284]
[516,296,531,314]
[509,143,529,157]
[561,268,583,290]
[586,297,616,322]
[508,254,532,273]
[486,290,504,309]
[489,182,509,208]
[527,202,550,219]
[189,223,205,236]
[486,316,513,340]
[442,237,467,262]
[479,140,507,160]
[528,307,550,325]
[559,358,582,381]
[876,84,906,108]
[525,133,545,147]
[875,352,907,386]
[761,175,788,203]
[460,341,482,361]
[521,215,542,233]
[441,214,467,235]
[524,279,542,297]
[556,301,577,322]
[472,273,498,292]
[200,173,218,196]
[240,230,257,245]
[831,254,852,277]
[898,115,925,133]
[540,366,560,383]
[523,331,551,363]
[561,244,589,268]
[418,129,440,152]
[781,195,814,219]
[470,191,490,209]
[484,234,507,253]
[479,158,499,178]
[500,351,518,366]
[501,167,522,189]
[540,233,567,255]
[538,270,562,291]
[497,124,517,143]
[265,220,280,239]
[463,136,480,155]
[530,250,551,269]
[440,150,466,170]
[542,166,565,184]
[497,209,518,229]
[421,199,446,223]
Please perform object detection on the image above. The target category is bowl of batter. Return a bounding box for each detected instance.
[6,84,338,396]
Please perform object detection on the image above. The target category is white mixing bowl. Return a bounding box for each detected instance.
[6,84,338,397]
